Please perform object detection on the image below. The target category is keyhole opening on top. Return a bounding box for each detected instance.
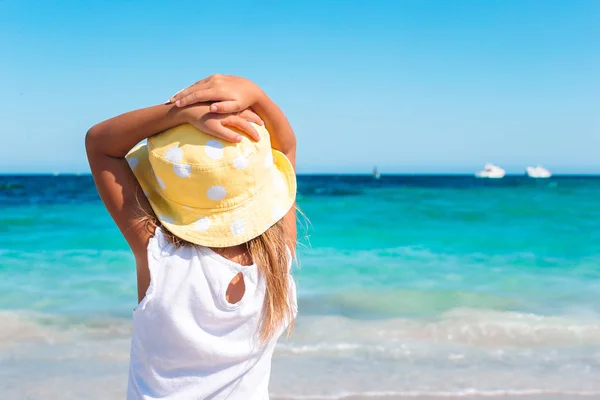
[226,272,246,305]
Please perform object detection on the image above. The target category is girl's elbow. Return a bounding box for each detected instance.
[284,139,297,160]
[85,124,105,155]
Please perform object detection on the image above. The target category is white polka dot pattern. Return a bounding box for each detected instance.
[194,217,211,232]
[173,164,192,178]
[205,140,224,159]
[207,186,226,201]
[230,219,246,236]
[165,146,183,163]
[233,155,249,170]
[131,122,297,248]
[155,173,166,190]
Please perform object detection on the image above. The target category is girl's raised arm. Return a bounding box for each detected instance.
[86,104,186,256]
[86,102,262,301]
[86,103,263,253]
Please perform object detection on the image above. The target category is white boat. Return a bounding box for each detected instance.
[475,163,505,179]
[373,167,381,180]
[526,165,551,178]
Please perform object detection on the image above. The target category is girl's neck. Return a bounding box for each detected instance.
[210,245,253,266]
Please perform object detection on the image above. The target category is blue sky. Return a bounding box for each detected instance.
[0,0,598,174]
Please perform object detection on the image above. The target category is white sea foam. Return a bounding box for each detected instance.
[0,310,131,349]
[2,309,600,399]
[280,309,600,350]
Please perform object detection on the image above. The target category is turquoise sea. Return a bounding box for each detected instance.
[1,174,599,399]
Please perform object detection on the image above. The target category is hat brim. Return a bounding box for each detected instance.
[127,142,297,248]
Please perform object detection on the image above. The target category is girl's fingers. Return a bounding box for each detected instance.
[170,79,210,103]
[170,82,213,104]
[170,73,228,102]
[222,116,261,142]
[167,90,182,103]
[192,121,242,143]
[214,126,243,143]
[238,109,264,126]
[174,88,225,107]
[210,101,244,114]
[192,76,212,87]
[169,85,193,103]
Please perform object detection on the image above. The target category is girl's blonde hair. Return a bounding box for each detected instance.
[139,212,295,342]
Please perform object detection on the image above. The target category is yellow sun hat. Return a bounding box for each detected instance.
[125,123,296,248]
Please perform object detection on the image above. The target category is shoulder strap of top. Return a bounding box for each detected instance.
[148,227,169,258]
[136,227,171,311]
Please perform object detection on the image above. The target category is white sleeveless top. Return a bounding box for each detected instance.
[127,228,297,400]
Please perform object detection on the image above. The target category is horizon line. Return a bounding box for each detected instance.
[2,172,600,177]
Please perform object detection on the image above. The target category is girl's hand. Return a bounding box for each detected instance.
[169,74,264,114]
[180,103,263,143]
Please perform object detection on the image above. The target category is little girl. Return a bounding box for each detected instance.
[86,75,298,399]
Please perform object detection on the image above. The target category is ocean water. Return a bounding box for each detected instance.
[1,174,599,399]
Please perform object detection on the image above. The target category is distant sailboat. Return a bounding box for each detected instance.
[372,166,381,180]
